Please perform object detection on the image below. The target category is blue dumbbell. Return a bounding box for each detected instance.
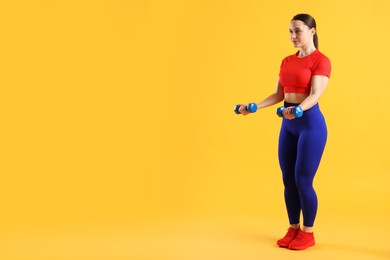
[276,106,303,117]
[234,103,258,114]
[276,106,285,117]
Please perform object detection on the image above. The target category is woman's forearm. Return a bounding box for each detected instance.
[299,75,328,111]
[298,94,321,111]
[257,93,284,109]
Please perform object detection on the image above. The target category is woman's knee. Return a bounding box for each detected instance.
[283,174,297,188]
[295,176,314,191]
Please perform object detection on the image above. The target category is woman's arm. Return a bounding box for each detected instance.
[239,78,284,115]
[257,78,285,109]
[299,75,329,111]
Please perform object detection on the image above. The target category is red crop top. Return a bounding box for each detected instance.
[279,49,331,94]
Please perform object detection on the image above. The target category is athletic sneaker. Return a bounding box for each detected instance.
[288,229,315,250]
[276,227,300,248]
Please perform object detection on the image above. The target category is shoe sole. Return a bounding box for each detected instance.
[288,242,315,250]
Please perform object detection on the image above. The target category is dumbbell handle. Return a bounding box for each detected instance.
[276,106,303,118]
[234,103,258,114]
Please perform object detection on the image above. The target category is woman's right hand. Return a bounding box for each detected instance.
[239,104,250,116]
[282,106,296,120]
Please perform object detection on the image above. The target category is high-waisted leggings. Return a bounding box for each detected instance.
[278,102,327,227]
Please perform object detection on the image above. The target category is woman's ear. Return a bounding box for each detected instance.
[311,28,316,36]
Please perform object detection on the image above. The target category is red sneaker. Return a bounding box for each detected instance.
[288,229,315,250]
[276,227,300,248]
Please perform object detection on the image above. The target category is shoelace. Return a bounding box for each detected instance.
[295,232,303,240]
[288,229,297,238]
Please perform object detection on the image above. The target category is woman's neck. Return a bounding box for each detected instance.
[298,44,316,57]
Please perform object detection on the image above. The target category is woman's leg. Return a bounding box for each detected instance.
[278,128,300,225]
[295,125,327,228]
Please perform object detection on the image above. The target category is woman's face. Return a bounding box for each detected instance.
[289,20,315,48]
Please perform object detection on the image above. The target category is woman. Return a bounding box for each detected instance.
[238,14,331,250]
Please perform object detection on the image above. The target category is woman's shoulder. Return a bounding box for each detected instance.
[284,51,299,59]
[281,52,298,63]
[315,50,330,61]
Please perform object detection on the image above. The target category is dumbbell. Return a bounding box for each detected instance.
[276,106,303,118]
[234,103,258,114]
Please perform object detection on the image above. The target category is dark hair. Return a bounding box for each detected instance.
[292,14,318,49]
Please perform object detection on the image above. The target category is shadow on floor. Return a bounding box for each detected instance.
[231,230,390,258]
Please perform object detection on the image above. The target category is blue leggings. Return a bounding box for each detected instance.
[278,102,327,227]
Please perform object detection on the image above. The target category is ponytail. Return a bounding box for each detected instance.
[314,32,319,49]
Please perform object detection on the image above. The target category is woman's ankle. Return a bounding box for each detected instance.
[302,225,313,233]
[290,224,300,229]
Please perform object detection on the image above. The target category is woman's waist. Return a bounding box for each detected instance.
[284,93,309,104]
[283,101,321,115]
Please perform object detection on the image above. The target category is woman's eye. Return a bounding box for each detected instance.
[289,30,301,34]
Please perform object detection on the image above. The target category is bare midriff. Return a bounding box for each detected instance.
[284,93,309,104]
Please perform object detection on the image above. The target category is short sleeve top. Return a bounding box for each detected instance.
[279,49,331,94]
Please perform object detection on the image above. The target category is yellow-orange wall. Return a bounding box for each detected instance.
[1,1,389,258]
